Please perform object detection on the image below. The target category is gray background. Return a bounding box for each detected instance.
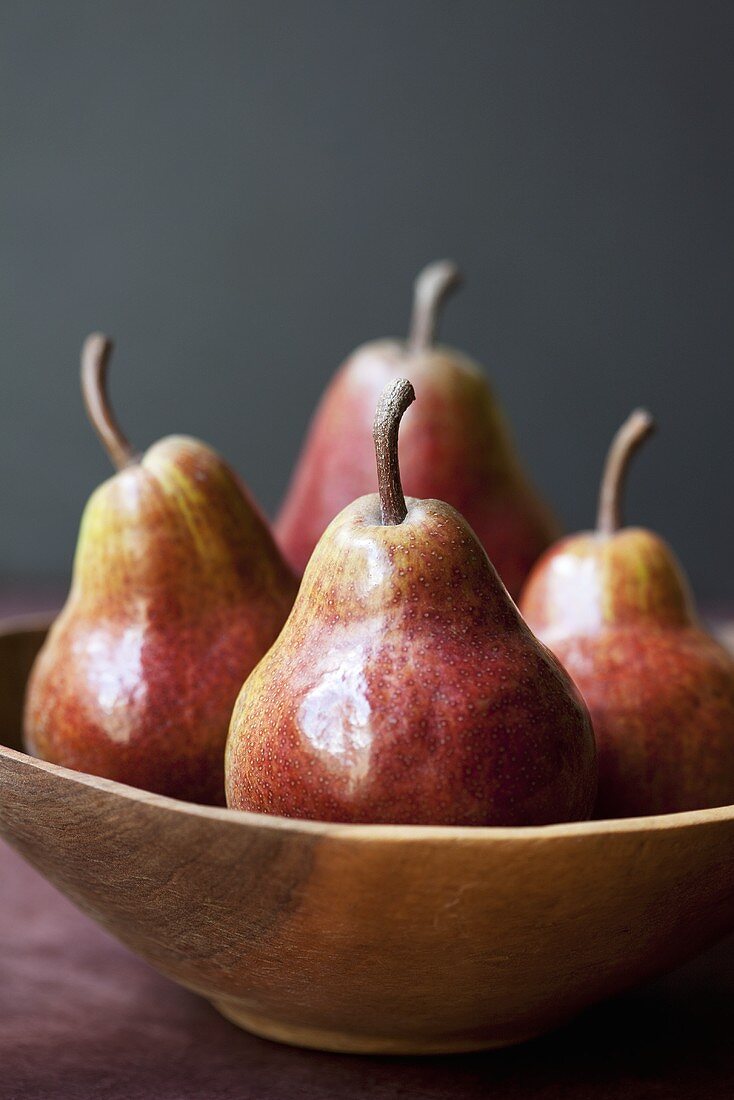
[1,0,732,600]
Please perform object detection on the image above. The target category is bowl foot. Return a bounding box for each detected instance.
[210,999,535,1054]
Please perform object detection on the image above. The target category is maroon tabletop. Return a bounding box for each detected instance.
[2,589,733,1098]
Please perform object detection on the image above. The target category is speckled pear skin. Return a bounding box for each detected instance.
[227,495,596,826]
[24,436,298,805]
[520,528,734,818]
[275,342,560,599]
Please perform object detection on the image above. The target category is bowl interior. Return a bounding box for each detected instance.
[0,614,49,753]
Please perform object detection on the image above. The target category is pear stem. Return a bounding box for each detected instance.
[81,333,137,471]
[407,260,462,353]
[596,408,656,534]
[373,378,416,525]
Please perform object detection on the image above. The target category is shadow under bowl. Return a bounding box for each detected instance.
[1,616,733,1055]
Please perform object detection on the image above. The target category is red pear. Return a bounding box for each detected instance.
[24,334,298,804]
[226,378,596,826]
[520,410,734,818]
[275,261,559,598]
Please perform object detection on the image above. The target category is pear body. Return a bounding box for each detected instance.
[275,341,559,597]
[520,528,734,817]
[227,496,596,825]
[25,436,298,804]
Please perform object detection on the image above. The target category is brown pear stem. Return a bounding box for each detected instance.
[373,378,416,525]
[80,333,137,471]
[596,408,656,534]
[407,260,462,353]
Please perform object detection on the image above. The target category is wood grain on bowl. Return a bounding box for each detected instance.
[1,616,734,1054]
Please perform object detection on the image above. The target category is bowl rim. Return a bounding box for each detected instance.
[3,613,734,843]
[3,743,733,843]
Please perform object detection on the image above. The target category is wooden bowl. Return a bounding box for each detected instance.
[2,616,734,1055]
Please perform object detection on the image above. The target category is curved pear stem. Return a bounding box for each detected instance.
[373,378,416,525]
[596,408,656,534]
[407,260,462,354]
[81,333,137,471]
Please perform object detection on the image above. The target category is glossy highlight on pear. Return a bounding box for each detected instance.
[275,260,559,598]
[520,409,734,818]
[24,334,298,805]
[227,377,596,825]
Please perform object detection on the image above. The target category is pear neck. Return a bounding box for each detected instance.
[533,530,698,636]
